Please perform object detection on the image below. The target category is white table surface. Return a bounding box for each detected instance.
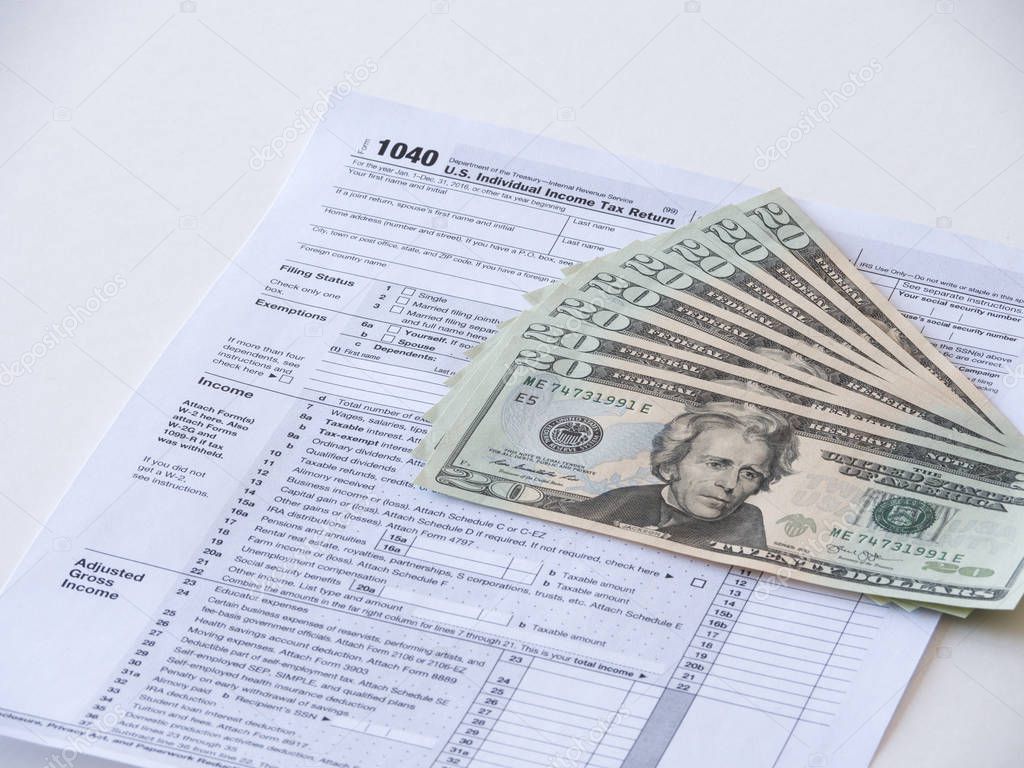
[1,1,1022,766]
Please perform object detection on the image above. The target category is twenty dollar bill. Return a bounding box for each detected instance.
[416,342,1024,610]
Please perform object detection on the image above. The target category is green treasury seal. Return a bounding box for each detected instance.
[871,496,937,535]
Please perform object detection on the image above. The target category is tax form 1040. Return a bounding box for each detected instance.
[3,95,1021,768]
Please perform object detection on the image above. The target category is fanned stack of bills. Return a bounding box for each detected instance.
[413,189,1024,615]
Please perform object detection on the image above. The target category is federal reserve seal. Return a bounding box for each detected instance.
[539,416,603,454]
[871,496,936,535]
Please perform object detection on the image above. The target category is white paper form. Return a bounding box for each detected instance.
[780,199,1024,422]
[852,246,1023,406]
[0,95,968,768]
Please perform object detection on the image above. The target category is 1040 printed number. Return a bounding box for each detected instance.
[377,138,438,166]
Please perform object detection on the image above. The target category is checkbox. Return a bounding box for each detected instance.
[388,325,400,332]
[382,334,395,342]
[396,297,410,305]
[389,306,404,314]
[279,374,293,384]
[402,288,414,296]
[690,577,706,588]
